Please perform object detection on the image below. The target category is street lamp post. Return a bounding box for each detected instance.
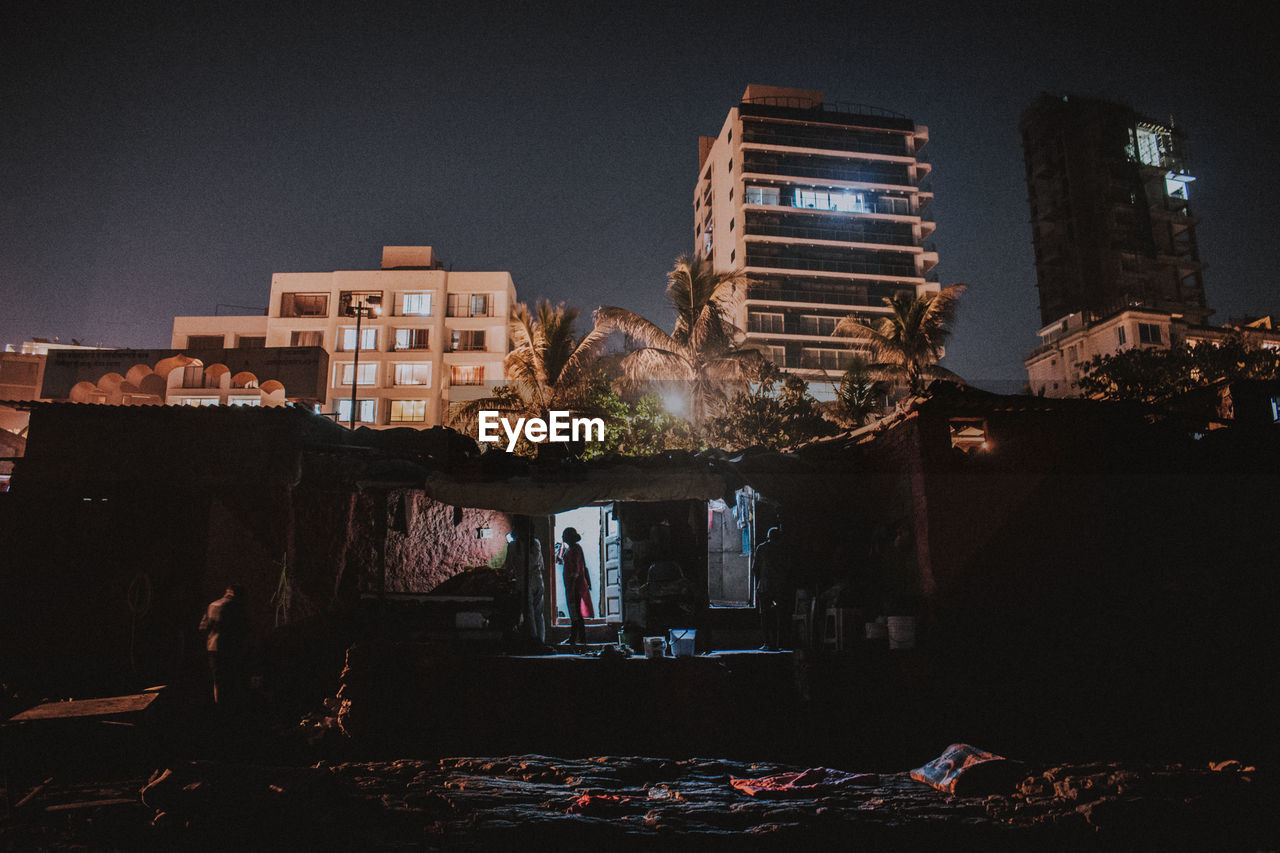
[347,296,380,430]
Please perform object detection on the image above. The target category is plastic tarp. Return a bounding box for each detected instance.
[729,767,880,798]
[910,743,1025,796]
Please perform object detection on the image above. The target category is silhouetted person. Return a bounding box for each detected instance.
[503,524,546,643]
[558,527,593,649]
[753,527,793,650]
[200,585,247,707]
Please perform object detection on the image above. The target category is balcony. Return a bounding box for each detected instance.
[745,217,916,246]
[747,283,914,309]
[742,155,912,187]
[745,251,919,279]
[740,123,910,157]
[748,315,856,337]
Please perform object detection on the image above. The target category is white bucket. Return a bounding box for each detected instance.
[643,636,665,659]
[887,616,916,650]
[668,628,696,658]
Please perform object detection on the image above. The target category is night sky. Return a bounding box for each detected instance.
[3,0,1275,389]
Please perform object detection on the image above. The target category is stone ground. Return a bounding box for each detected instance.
[2,754,1275,851]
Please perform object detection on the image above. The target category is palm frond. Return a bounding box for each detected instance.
[594,306,676,350]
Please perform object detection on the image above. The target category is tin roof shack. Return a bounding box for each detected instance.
[0,403,510,702]
[825,384,1280,760]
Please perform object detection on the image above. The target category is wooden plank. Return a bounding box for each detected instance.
[7,692,160,723]
[44,798,138,811]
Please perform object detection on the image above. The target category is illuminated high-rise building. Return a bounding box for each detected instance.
[695,85,939,394]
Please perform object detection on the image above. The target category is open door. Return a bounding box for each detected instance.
[601,503,622,624]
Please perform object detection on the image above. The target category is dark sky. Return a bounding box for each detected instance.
[3,0,1275,388]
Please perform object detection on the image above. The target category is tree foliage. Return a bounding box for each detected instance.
[834,285,966,394]
[1074,333,1280,405]
[704,363,837,451]
[577,375,702,458]
[448,300,608,446]
[837,356,889,427]
[595,254,764,428]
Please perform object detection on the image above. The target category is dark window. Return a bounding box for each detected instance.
[186,335,224,348]
[1138,323,1162,344]
[338,291,383,316]
[280,293,329,317]
[291,331,323,347]
[447,293,491,317]
[451,330,486,352]
[237,336,265,348]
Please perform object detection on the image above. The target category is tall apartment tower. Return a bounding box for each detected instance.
[1021,94,1209,328]
[695,85,939,391]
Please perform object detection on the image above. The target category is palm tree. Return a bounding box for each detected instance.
[833,284,966,395]
[595,254,763,428]
[837,356,888,427]
[448,300,609,435]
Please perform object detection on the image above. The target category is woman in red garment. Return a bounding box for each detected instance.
[559,527,593,648]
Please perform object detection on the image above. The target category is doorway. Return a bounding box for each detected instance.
[552,504,622,627]
[707,486,758,608]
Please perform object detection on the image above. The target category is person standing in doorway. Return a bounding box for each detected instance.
[200,585,247,707]
[558,528,593,649]
[753,527,793,651]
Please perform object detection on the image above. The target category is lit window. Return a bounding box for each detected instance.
[341,327,377,351]
[451,365,485,386]
[400,292,432,316]
[337,363,376,386]
[744,186,780,206]
[395,328,430,350]
[950,418,989,452]
[389,400,428,423]
[229,397,261,407]
[337,398,376,424]
[394,363,431,386]
[793,190,866,212]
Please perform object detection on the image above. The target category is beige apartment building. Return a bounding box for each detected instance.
[173,246,516,428]
[1026,310,1280,397]
[695,85,939,396]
